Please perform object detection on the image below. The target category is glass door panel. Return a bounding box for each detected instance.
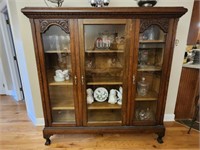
[134,25,166,125]
[84,23,126,124]
[42,25,75,124]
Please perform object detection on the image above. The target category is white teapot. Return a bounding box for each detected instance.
[108,89,118,104]
[86,88,94,104]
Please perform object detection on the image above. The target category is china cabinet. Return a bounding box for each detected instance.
[21,7,187,145]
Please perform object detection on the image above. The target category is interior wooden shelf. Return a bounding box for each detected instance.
[52,110,75,123]
[88,102,121,110]
[47,70,73,86]
[45,50,71,53]
[86,68,123,73]
[86,49,124,53]
[87,121,122,125]
[49,79,73,86]
[88,109,121,122]
[137,66,162,71]
[139,40,165,43]
[87,77,122,85]
[135,90,158,101]
[51,100,75,110]
[87,82,122,85]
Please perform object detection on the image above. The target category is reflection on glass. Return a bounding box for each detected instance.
[84,24,126,124]
[136,107,154,121]
[135,101,157,122]
[42,25,75,124]
[134,25,166,123]
[137,77,149,96]
[140,25,161,41]
[42,26,70,52]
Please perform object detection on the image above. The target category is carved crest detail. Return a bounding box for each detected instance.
[140,19,169,33]
[39,20,70,33]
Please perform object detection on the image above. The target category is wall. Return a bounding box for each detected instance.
[1,0,194,125]
[0,0,42,125]
[0,22,13,92]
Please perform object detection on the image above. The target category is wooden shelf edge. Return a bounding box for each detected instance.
[137,66,162,72]
[87,82,122,85]
[86,49,124,53]
[135,91,158,101]
[139,40,165,43]
[52,107,75,110]
[88,102,122,110]
[87,121,122,124]
[52,121,76,124]
[49,81,73,86]
[45,50,71,53]
[135,98,158,101]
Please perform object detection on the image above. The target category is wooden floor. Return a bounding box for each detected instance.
[0,95,199,150]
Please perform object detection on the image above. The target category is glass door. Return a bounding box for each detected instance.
[133,24,167,125]
[41,21,76,125]
[80,19,128,126]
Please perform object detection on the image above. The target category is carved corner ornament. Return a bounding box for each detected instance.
[39,20,70,33]
[140,19,169,33]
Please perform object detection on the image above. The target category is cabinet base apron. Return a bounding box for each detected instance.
[43,125,165,145]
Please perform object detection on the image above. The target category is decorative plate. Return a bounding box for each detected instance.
[94,87,108,102]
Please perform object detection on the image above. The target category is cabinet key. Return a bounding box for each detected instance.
[74,76,77,85]
[81,76,84,85]
[133,75,136,84]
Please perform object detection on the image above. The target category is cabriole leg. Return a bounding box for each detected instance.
[43,133,52,146]
[157,135,164,144]
[156,130,165,144]
[45,138,51,145]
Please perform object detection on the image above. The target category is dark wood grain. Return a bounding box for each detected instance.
[187,1,200,45]
[22,7,187,145]
[21,7,187,19]
[175,67,199,119]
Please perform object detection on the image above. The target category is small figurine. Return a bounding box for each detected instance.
[86,88,94,104]
[117,86,122,105]
[108,89,118,104]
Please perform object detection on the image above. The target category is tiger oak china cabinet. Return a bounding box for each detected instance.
[21,7,187,145]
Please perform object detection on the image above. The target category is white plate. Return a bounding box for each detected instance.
[94,87,108,102]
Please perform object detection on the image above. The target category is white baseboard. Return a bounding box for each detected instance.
[27,111,44,126]
[6,90,13,95]
[6,90,18,101]
[164,114,175,121]
[31,114,174,126]
[27,111,36,125]
[36,118,45,126]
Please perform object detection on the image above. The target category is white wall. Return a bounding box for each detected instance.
[0,0,194,125]
[0,19,13,95]
[0,0,42,125]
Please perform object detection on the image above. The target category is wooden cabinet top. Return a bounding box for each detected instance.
[21,7,187,19]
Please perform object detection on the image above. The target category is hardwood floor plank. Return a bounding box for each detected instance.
[0,95,199,150]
